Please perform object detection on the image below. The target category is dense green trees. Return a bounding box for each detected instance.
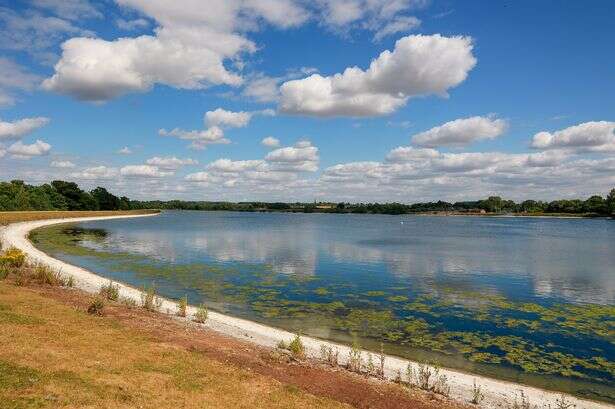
[0,180,129,211]
[1,179,614,217]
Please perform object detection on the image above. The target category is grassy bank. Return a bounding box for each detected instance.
[0,210,159,226]
[0,211,467,409]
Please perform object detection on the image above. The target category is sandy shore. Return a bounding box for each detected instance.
[1,214,611,409]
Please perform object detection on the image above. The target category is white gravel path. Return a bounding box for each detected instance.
[1,213,612,409]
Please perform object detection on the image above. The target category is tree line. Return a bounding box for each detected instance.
[0,180,130,211]
[1,179,614,216]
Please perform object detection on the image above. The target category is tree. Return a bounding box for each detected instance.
[607,188,615,215]
[91,187,120,210]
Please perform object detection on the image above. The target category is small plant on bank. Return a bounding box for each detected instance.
[99,280,119,301]
[471,379,485,404]
[193,303,208,323]
[406,363,416,387]
[277,340,288,350]
[33,264,66,286]
[347,339,362,373]
[417,363,432,390]
[0,263,9,280]
[319,344,339,366]
[66,275,74,287]
[140,284,162,311]
[366,353,376,375]
[288,333,305,359]
[509,391,533,409]
[553,395,575,409]
[87,297,105,316]
[120,296,137,308]
[377,343,386,379]
[0,247,26,268]
[177,295,188,317]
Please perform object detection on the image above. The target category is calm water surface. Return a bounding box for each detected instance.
[31,211,615,402]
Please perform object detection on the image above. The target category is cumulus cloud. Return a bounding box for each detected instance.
[42,0,311,102]
[411,116,508,148]
[0,58,42,106]
[205,108,253,128]
[386,146,439,162]
[0,117,50,140]
[145,156,198,170]
[50,160,76,168]
[265,140,319,171]
[120,164,172,178]
[116,18,150,31]
[279,34,476,117]
[117,146,132,155]
[31,0,102,20]
[261,136,280,148]
[530,121,615,152]
[159,126,229,150]
[7,139,52,159]
[316,0,427,40]
[71,165,118,180]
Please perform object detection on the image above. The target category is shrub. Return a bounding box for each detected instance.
[471,379,485,404]
[193,303,208,323]
[554,395,575,409]
[33,264,64,286]
[347,340,362,373]
[377,343,386,379]
[0,248,26,268]
[319,344,339,366]
[0,264,9,280]
[87,298,105,316]
[140,285,162,311]
[406,363,416,387]
[177,295,188,317]
[120,296,137,308]
[509,391,532,409]
[99,280,119,301]
[288,333,305,359]
[277,340,288,350]
[66,275,75,287]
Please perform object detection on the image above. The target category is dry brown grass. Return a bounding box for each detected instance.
[0,281,348,409]
[0,209,158,226]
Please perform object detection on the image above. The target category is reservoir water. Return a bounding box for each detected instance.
[30,211,615,402]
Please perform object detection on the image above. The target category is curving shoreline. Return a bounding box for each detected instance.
[1,213,612,409]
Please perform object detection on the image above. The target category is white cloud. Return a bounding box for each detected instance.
[207,158,264,173]
[205,108,252,128]
[265,140,319,171]
[71,166,118,180]
[116,18,150,31]
[279,34,476,117]
[0,58,42,106]
[117,146,132,155]
[31,0,102,20]
[42,0,310,102]
[0,117,50,140]
[530,121,615,152]
[50,160,76,168]
[386,146,439,162]
[7,139,52,159]
[159,126,229,150]
[316,0,427,40]
[373,16,421,42]
[185,171,215,183]
[120,164,172,178]
[411,116,508,148]
[261,136,280,148]
[146,156,198,170]
[242,75,280,103]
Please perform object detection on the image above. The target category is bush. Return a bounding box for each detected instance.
[0,264,9,280]
[120,296,137,308]
[471,379,485,404]
[99,280,119,301]
[33,264,65,286]
[347,340,362,373]
[0,247,26,268]
[87,298,105,316]
[177,295,187,317]
[319,344,339,366]
[193,303,208,323]
[140,285,162,311]
[288,333,305,359]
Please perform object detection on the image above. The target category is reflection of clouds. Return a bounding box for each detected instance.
[82,214,615,304]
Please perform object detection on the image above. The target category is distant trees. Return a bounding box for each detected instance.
[607,189,615,215]
[0,180,129,211]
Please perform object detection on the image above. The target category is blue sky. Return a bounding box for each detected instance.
[1,0,614,202]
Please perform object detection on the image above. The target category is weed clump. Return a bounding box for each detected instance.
[33,264,70,286]
[87,297,105,316]
[177,295,188,317]
[193,303,208,323]
[471,379,485,404]
[288,333,305,359]
[99,280,119,301]
[0,247,26,268]
[553,395,575,409]
[319,344,339,366]
[509,391,532,409]
[140,285,162,311]
[347,340,362,373]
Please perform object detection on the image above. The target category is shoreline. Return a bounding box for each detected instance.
[1,213,612,409]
